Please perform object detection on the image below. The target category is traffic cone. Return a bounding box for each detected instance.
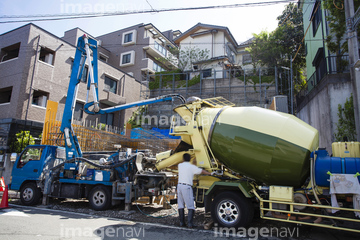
[0,177,5,192]
[0,185,9,209]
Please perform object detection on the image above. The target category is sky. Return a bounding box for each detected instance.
[0,0,294,44]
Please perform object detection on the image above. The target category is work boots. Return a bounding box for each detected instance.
[178,208,186,227]
[188,209,196,228]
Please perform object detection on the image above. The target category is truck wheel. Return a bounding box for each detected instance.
[211,191,254,228]
[20,182,41,206]
[89,185,111,211]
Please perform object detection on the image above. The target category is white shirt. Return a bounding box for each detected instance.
[178,161,203,186]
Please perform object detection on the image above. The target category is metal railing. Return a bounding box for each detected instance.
[296,55,349,105]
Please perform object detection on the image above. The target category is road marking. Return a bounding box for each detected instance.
[0,208,29,217]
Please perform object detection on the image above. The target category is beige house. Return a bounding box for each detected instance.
[173,23,253,78]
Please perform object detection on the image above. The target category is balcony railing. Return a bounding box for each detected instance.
[296,55,349,104]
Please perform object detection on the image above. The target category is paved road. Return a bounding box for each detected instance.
[0,205,228,240]
[1,204,360,240]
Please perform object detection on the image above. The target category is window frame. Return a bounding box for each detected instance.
[122,30,137,46]
[17,147,44,168]
[311,1,322,37]
[202,69,212,78]
[100,113,114,127]
[120,51,135,66]
[0,86,12,104]
[39,47,55,65]
[73,101,84,122]
[0,42,21,63]
[32,90,49,108]
[104,75,118,94]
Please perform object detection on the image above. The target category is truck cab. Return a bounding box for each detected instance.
[10,145,65,205]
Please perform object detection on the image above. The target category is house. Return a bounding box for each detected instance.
[143,23,277,128]
[297,0,352,151]
[97,23,181,83]
[0,23,141,152]
[173,23,244,78]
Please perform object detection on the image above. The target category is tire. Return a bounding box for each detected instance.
[211,191,254,228]
[88,185,111,211]
[20,182,41,206]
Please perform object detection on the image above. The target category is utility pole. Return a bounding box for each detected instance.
[345,0,360,141]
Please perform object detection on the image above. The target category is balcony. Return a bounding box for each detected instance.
[296,55,350,108]
[141,58,155,74]
[143,40,177,69]
[99,91,126,106]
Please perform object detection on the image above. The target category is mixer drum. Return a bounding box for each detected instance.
[198,107,319,187]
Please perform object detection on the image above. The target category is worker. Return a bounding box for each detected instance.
[177,153,212,228]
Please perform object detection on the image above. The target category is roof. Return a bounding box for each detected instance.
[238,37,255,47]
[142,23,177,48]
[173,23,239,47]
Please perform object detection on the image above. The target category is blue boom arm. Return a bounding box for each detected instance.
[60,35,184,160]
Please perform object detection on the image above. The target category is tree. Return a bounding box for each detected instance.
[246,3,306,89]
[323,0,360,72]
[10,131,35,153]
[246,30,284,68]
[334,95,356,141]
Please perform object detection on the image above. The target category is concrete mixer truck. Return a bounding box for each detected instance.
[154,96,360,233]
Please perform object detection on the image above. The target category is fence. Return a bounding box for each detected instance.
[296,55,350,106]
[42,119,180,155]
[141,67,294,127]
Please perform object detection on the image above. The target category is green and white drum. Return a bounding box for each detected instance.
[197,106,319,187]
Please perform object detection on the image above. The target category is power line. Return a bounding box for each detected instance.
[0,0,296,24]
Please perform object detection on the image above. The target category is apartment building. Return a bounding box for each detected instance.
[97,23,181,83]
[297,0,352,150]
[0,23,141,151]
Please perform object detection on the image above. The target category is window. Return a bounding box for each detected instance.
[154,42,167,56]
[124,33,133,43]
[122,53,131,64]
[120,51,135,66]
[0,42,20,62]
[39,47,55,65]
[122,30,137,45]
[17,147,44,168]
[81,66,88,83]
[73,102,84,122]
[99,54,108,63]
[104,76,117,94]
[32,90,48,107]
[0,87,12,104]
[100,113,114,126]
[242,54,252,64]
[202,69,212,78]
[153,62,165,72]
[312,48,327,84]
[311,1,322,36]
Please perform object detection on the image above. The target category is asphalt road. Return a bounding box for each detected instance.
[1,204,360,240]
[0,205,228,240]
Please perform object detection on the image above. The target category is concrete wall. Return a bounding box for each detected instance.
[0,153,15,185]
[297,73,352,153]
